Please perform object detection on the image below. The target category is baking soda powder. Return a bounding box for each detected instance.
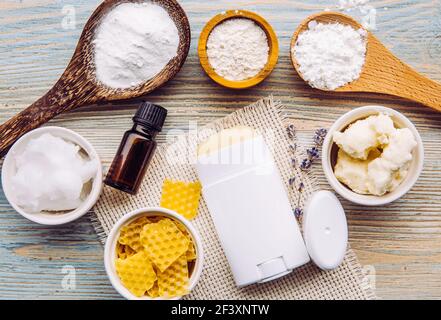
[293,21,367,90]
[94,2,179,89]
[206,18,269,81]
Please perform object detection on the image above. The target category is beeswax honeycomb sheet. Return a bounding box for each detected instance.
[92,97,376,300]
[140,218,190,272]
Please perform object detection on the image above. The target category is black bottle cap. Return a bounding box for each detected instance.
[133,101,167,132]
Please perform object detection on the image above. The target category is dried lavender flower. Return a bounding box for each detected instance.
[289,143,297,154]
[298,128,328,171]
[286,124,296,140]
[300,159,312,171]
[291,158,297,167]
[313,128,327,146]
[306,147,320,160]
[289,177,296,186]
[294,207,303,218]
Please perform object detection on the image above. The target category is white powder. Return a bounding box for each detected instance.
[206,18,269,81]
[293,21,367,90]
[94,2,179,89]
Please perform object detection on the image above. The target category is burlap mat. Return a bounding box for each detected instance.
[91,97,376,300]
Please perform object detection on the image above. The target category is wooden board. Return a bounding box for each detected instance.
[1,0,441,299]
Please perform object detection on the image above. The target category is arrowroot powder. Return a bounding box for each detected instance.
[293,21,367,90]
[206,18,269,81]
[94,2,179,89]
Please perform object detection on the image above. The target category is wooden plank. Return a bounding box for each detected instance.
[1,0,441,299]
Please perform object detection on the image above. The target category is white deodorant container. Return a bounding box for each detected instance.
[196,127,311,287]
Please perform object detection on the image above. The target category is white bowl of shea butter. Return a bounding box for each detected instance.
[1,126,103,225]
[322,106,424,206]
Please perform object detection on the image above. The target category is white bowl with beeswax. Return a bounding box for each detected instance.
[104,207,204,300]
[322,106,424,206]
[1,126,102,225]
[198,10,279,89]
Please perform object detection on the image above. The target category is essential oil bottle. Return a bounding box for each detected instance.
[104,101,167,195]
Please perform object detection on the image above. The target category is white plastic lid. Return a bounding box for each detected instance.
[303,191,348,270]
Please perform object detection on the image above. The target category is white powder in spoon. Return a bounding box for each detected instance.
[293,21,367,90]
[94,2,179,89]
[206,18,269,81]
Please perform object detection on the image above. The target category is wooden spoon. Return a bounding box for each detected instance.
[290,12,441,112]
[0,0,190,157]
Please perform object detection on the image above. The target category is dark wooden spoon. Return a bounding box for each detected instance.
[0,0,191,156]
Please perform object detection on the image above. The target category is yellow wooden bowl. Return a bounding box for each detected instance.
[198,10,279,89]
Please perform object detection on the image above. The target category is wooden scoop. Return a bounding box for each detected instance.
[0,0,190,156]
[290,12,441,112]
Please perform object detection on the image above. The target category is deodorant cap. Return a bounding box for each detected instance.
[303,190,348,270]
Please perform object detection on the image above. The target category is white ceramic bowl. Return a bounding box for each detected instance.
[1,126,103,225]
[104,207,204,300]
[322,106,424,206]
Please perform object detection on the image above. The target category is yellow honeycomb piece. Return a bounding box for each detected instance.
[116,242,136,259]
[116,242,125,258]
[115,251,156,297]
[186,242,197,261]
[140,219,189,272]
[147,281,160,298]
[160,179,202,220]
[173,220,197,261]
[157,254,189,298]
[173,220,188,234]
[148,216,164,223]
[118,216,150,252]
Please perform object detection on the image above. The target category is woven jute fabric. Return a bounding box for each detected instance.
[92,97,376,300]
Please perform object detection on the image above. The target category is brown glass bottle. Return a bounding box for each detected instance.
[104,102,167,195]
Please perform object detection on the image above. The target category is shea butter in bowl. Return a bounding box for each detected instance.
[198,10,279,89]
[1,126,102,225]
[104,207,203,300]
[322,106,424,206]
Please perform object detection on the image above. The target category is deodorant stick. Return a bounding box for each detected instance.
[196,126,310,287]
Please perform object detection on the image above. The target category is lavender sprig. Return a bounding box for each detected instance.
[286,124,296,140]
[286,125,327,219]
[306,147,319,160]
[294,207,303,218]
[300,128,327,171]
[291,158,297,168]
[313,128,327,146]
[300,159,312,170]
[289,143,297,154]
